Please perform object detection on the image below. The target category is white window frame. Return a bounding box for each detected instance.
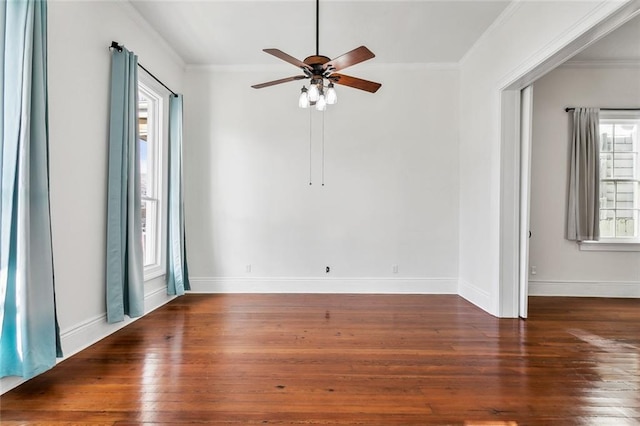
[138,75,169,280]
[579,110,640,252]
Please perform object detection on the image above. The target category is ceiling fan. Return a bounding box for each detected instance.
[251,0,381,110]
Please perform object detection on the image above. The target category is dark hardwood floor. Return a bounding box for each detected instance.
[1,294,639,425]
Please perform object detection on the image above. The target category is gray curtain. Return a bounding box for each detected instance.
[567,108,600,241]
[106,46,144,323]
[1,0,62,379]
[167,94,190,295]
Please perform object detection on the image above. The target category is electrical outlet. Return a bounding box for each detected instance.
[530,265,537,275]
[326,266,330,273]
[392,264,399,274]
[246,264,252,273]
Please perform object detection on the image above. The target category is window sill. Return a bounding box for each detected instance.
[579,241,640,252]
[144,264,166,282]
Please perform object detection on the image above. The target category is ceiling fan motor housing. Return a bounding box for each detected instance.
[303,55,334,79]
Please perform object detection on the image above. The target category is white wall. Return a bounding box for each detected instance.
[458,1,631,316]
[1,1,185,393]
[183,66,460,293]
[529,65,640,296]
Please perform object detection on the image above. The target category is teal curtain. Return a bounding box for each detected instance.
[167,95,190,295]
[106,46,144,323]
[1,0,62,379]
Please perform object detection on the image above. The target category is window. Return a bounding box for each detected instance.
[584,112,640,250]
[138,78,167,279]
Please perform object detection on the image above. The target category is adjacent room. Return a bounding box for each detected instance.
[1,0,639,423]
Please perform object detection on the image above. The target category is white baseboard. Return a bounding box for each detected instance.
[529,280,640,298]
[458,278,493,314]
[188,276,458,294]
[59,286,174,356]
[0,286,175,395]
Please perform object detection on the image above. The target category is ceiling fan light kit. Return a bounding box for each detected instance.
[300,79,335,111]
[252,0,381,110]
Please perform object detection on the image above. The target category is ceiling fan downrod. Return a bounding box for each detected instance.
[315,0,320,56]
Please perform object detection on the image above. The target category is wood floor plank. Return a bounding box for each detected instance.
[1,294,639,425]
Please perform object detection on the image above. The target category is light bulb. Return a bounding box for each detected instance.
[315,94,327,111]
[308,82,320,102]
[326,83,337,105]
[298,86,309,108]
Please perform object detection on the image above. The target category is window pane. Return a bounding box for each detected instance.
[141,200,147,261]
[615,210,637,238]
[138,87,157,268]
[600,124,613,152]
[599,209,615,238]
[612,152,635,179]
[142,199,157,266]
[614,123,637,151]
[599,181,614,208]
[139,95,149,198]
[139,139,148,197]
[614,134,634,152]
[616,182,634,209]
[600,153,613,179]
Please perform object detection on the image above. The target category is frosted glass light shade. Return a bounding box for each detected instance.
[308,83,320,102]
[326,84,337,105]
[315,94,327,111]
[298,87,309,108]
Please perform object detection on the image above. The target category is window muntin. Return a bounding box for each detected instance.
[598,115,640,241]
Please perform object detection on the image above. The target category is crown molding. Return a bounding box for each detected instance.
[459,0,523,66]
[185,62,459,73]
[120,0,186,69]
[561,59,640,69]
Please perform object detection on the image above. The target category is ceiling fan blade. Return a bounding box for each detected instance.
[263,49,312,71]
[330,73,381,93]
[324,46,375,72]
[252,75,307,89]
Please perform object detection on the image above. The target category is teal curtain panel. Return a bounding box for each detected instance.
[106,46,144,323]
[167,95,190,295]
[0,0,62,379]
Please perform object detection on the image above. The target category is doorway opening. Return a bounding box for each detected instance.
[499,1,640,318]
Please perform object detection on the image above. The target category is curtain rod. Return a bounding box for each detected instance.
[565,107,640,112]
[110,41,178,97]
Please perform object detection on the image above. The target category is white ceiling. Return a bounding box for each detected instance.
[130,0,511,67]
[571,13,640,63]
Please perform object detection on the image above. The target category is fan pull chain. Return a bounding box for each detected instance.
[309,107,313,185]
[321,111,325,187]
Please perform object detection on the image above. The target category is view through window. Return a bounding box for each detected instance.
[599,115,640,240]
[138,84,162,269]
